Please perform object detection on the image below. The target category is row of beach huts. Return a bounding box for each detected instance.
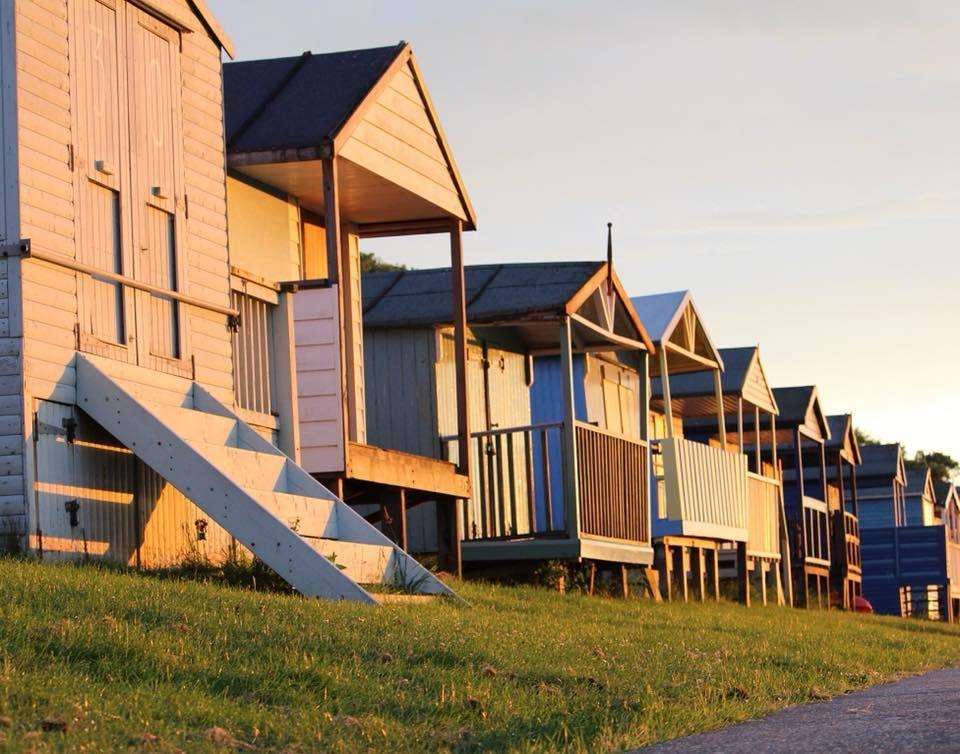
[0,0,954,615]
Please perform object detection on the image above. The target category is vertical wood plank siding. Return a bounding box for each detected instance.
[14,0,233,559]
[575,421,648,544]
[231,290,274,415]
[746,471,781,558]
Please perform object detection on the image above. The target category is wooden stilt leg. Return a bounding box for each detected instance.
[436,496,461,577]
[588,562,597,597]
[737,541,750,606]
[712,548,720,601]
[620,564,629,599]
[644,567,663,603]
[661,543,673,602]
[775,563,785,606]
[680,547,690,603]
[760,561,768,606]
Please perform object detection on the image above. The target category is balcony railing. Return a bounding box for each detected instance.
[803,496,830,567]
[655,437,749,542]
[575,422,648,544]
[231,290,276,416]
[832,509,861,575]
[746,471,781,558]
[948,541,960,587]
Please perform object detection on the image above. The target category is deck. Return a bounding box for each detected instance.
[345,442,470,499]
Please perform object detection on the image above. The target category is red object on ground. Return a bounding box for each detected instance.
[854,596,873,613]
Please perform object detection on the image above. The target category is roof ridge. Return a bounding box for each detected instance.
[227,51,313,150]
[326,41,407,141]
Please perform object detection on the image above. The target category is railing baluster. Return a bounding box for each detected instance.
[524,429,536,534]
[541,428,554,532]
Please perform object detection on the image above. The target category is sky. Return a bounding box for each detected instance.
[208,0,960,472]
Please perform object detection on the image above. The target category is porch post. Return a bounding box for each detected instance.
[449,220,472,478]
[737,398,745,453]
[659,349,674,438]
[322,156,350,471]
[712,368,726,449]
[639,349,652,544]
[560,315,581,539]
[770,413,778,474]
[754,405,762,472]
[851,459,859,518]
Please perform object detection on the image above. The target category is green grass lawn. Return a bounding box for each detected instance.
[0,559,958,753]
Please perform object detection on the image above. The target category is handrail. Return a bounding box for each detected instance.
[26,246,239,319]
[440,421,563,442]
[574,419,648,447]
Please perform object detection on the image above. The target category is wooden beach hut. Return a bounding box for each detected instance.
[823,414,863,609]
[361,260,658,590]
[630,292,755,603]
[667,346,788,606]
[771,386,833,608]
[856,444,907,529]
[904,466,938,527]
[0,5,460,604]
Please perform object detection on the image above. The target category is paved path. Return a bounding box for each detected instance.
[640,667,960,753]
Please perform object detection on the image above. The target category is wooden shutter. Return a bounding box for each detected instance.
[125,5,188,373]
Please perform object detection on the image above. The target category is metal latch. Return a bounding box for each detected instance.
[64,500,80,528]
[0,239,30,258]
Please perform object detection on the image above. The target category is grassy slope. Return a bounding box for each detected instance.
[0,560,958,753]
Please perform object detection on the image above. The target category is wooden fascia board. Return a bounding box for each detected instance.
[655,290,692,349]
[663,340,719,370]
[187,0,235,57]
[228,147,329,168]
[683,295,725,372]
[566,265,655,353]
[569,312,647,352]
[750,347,780,416]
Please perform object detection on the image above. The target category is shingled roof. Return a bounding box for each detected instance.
[858,444,903,484]
[631,291,689,344]
[224,44,405,154]
[652,346,755,398]
[362,262,604,328]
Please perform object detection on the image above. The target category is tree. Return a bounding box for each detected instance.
[854,428,879,446]
[908,450,959,485]
[360,251,406,274]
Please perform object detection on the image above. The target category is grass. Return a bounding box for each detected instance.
[0,559,958,752]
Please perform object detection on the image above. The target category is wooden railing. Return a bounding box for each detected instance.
[947,541,960,588]
[656,437,748,539]
[746,471,780,558]
[802,496,830,566]
[231,289,276,416]
[575,422,648,544]
[446,423,565,541]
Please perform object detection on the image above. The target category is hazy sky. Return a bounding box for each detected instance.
[208,1,960,471]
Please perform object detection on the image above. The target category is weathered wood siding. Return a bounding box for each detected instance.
[339,59,465,221]
[226,175,301,283]
[293,284,343,473]
[14,0,233,562]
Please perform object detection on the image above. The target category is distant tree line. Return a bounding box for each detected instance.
[854,428,958,484]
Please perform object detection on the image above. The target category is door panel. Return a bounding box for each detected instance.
[125,6,189,373]
[72,0,135,357]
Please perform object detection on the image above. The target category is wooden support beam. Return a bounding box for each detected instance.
[660,543,673,601]
[559,315,581,539]
[588,562,597,597]
[737,541,750,607]
[381,488,408,551]
[737,398,745,453]
[619,564,630,599]
[754,405,762,472]
[713,369,727,450]
[695,547,707,601]
[659,349,674,438]
[272,291,301,463]
[436,496,462,578]
[449,221,473,483]
[680,547,690,603]
[639,351,652,542]
[712,548,720,601]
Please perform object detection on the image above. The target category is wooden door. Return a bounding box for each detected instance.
[71,0,136,360]
[125,6,190,375]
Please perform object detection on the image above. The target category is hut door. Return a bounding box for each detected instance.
[72,0,136,361]
[125,7,190,376]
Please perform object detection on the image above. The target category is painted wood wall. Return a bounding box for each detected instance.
[10,0,234,562]
[226,175,301,283]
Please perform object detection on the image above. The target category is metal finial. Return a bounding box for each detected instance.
[606,222,613,293]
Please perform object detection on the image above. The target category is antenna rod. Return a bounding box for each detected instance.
[606,222,613,294]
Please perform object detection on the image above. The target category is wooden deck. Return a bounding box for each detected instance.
[345,442,470,498]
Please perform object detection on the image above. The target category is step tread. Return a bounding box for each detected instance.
[252,491,338,539]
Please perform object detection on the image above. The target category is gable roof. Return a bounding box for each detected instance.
[630,290,723,374]
[188,0,234,57]
[935,482,960,511]
[858,443,905,485]
[362,262,653,351]
[650,346,779,415]
[905,466,934,498]
[772,386,831,440]
[223,43,476,230]
[138,1,234,57]
[225,45,403,153]
[825,414,862,465]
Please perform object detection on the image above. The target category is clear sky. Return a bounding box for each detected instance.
[208,0,960,471]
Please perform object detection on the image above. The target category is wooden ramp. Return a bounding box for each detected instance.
[75,354,455,604]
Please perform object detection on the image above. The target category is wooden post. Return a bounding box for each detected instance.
[619,564,630,599]
[794,429,808,607]
[737,541,750,606]
[436,496,462,578]
[694,547,706,601]
[770,413,778,477]
[272,291,301,463]
[559,315,581,539]
[322,156,350,471]
[754,405,762,473]
[449,221,472,482]
[587,562,597,596]
[382,488,408,551]
[737,398,745,453]
[639,350,652,544]
[659,348,674,438]
[660,542,673,601]
[680,546,690,603]
[851,458,859,519]
[712,548,720,601]
[713,368,726,450]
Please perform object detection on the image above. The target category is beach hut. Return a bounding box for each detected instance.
[361,260,657,592]
[904,466,938,527]
[856,444,907,529]
[667,346,788,606]
[629,292,753,603]
[0,7,462,604]
[823,415,863,609]
[771,386,833,608]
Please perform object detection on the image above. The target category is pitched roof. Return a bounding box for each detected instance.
[652,346,753,397]
[905,466,932,496]
[224,45,405,153]
[858,443,903,483]
[188,0,234,57]
[934,481,958,508]
[362,262,604,328]
[630,291,689,344]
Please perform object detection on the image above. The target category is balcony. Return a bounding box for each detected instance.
[802,496,831,568]
[746,471,781,559]
[653,437,749,543]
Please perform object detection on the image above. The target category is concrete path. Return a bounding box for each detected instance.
[640,667,960,753]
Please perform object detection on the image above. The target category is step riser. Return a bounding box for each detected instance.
[309,539,400,585]
[255,492,338,539]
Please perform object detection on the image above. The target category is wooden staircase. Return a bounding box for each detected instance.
[75,354,456,604]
